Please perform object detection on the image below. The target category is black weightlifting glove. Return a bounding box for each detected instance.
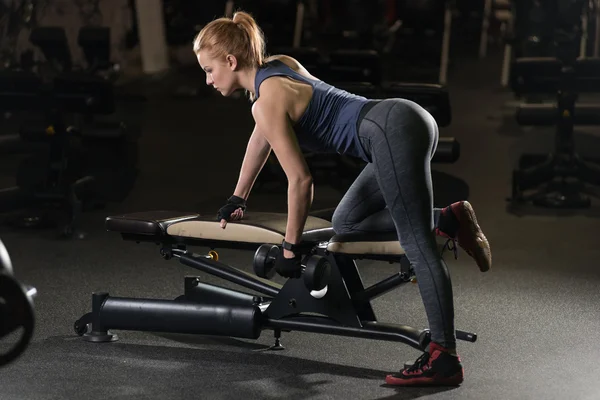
[275,253,302,279]
[216,195,247,222]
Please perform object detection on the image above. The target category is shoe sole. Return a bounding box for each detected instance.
[459,201,492,272]
[385,372,464,386]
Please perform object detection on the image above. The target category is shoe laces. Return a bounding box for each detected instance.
[406,352,431,373]
[442,239,458,260]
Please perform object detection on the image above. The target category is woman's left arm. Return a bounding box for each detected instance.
[251,84,313,256]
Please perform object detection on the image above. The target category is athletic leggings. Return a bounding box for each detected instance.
[332,98,456,349]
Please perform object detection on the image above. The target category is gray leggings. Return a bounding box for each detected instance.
[332,98,456,349]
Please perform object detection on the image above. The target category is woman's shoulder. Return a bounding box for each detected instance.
[264,54,319,82]
[264,54,302,71]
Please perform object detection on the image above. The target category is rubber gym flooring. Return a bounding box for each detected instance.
[1,49,599,400]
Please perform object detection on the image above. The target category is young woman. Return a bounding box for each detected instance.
[194,11,491,386]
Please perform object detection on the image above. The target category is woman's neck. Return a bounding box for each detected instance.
[237,66,259,95]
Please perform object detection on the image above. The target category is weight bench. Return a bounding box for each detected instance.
[75,211,477,351]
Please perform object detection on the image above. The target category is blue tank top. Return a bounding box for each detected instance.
[254,60,370,162]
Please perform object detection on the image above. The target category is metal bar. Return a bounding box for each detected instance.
[183,278,269,306]
[479,0,493,58]
[595,0,600,57]
[293,1,305,48]
[176,252,280,298]
[359,273,410,302]
[439,3,452,84]
[265,316,427,350]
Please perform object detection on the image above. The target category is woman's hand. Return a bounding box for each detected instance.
[275,253,302,278]
[220,207,244,229]
[217,195,246,228]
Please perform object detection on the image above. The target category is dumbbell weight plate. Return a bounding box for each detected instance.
[0,274,35,366]
[303,255,331,292]
[253,244,280,279]
[0,240,13,275]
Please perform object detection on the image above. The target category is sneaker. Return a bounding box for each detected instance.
[437,201,492,272]
[385,342,464,386]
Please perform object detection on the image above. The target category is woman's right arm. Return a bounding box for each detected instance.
[232,126,272,200]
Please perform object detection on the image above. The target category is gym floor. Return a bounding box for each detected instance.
[1,48,600,400]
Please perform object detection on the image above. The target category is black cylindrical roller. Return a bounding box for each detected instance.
[99,297,263,339]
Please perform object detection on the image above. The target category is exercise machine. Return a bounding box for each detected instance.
[508,0,600,209]
[478,0,512,59]
[75,211,477,352]
[0,239,37,367]
[509,58,600,208]
[0,0,36,69]
[498,0,595,88]
[594,0,600,57]
[0,24,139,236]
[0,66,116,236]
[384,0,453,84]
[226,1,306,49]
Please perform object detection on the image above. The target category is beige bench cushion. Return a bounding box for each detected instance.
[167,212,333,245]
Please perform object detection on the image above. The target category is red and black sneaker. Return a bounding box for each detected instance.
[436,201,492,272]
[385,342,464,387]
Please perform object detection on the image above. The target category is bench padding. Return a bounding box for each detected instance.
[106,211,407,256]
[327,232,405,256]
[106,211,334,245]
[105,211,200,236]
[167,212,332,244]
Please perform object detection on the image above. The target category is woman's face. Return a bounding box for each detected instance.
[197,50,237,96]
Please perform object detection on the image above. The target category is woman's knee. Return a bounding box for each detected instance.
[331,208,347,234]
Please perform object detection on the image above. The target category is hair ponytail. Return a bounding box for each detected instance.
[232,12,266,67]
[193,11,266,70]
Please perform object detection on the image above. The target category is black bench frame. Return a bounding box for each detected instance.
[74,227,477,351]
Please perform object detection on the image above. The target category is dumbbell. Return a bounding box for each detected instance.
[253,244,280,279]
[0,239,37,367]
[253,244,331,291]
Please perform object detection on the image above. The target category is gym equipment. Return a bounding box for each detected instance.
[479,0,507,59]
[314,0,384,50]
[0,27,137,230]
[0,239,37,367]
[326,49,382,96]
[74,211,477,352]
[253,244,331,291]
[78,27,112,72]
[509,51,600,206]
[29,27,73,72]
[594,0,600,57]
[0,0,37,69]
[499,0,595,87]
[384,0,453,84]
[28,25,121,81]
[0,67,115,236]
[228,0,305,49]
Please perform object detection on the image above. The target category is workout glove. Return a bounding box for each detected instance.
[217,195,246,222]
[275,254,303,279]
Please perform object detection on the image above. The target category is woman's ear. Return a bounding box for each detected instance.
[226,54,238,70]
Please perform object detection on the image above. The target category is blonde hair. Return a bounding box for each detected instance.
[193,11,266,69]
